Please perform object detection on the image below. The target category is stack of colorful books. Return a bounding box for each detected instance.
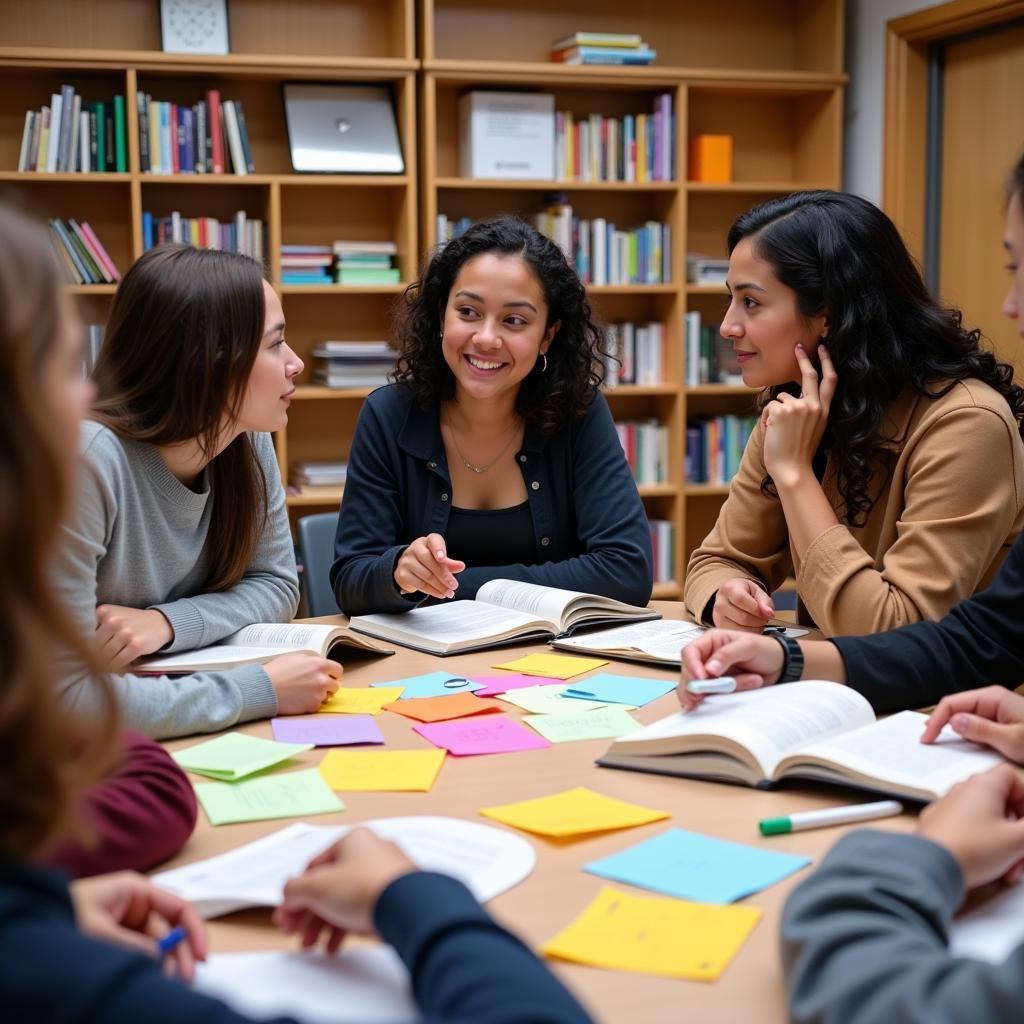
[550,32,656,66]
[47,219,120,285]
[311,340,396,389]
[333,241,400,285]
[18,85,127,173]
[281,245,334,285]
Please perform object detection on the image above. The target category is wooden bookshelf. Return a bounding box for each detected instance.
[420,0,845,597]
[0,0,417,538]
[0,0,845,602]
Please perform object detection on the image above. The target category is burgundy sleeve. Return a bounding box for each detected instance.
[44,732,197,878]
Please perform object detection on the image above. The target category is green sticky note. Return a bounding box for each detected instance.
[173,731,314,781]
[194,769,344,826]
[523,705,643,743]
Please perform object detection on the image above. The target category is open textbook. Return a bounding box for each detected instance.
[152,816,535,918]
[348,578,660,656]
[135,622,393,674]
[552,618,807,667]
[597,681,1003,801]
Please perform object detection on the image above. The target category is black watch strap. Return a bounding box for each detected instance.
[771,633,804,683]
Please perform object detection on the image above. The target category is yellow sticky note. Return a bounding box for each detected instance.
[543,886,761,980]
[319,748,446,792]
[480,787,668,838]
[491,653,608,679]
[320,687,404,715]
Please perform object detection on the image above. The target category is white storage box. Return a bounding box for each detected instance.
[458,91,555,180]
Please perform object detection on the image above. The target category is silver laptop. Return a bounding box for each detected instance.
[283,84,404,174]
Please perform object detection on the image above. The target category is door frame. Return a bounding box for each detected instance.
[884,0,1024,257]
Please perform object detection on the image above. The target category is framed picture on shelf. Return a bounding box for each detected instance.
[159,0,231,56]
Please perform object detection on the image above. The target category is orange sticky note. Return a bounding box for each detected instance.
[385,693,503,723]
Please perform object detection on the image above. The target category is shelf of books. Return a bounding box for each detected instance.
[420,0,845,597]
[0,0,418,537]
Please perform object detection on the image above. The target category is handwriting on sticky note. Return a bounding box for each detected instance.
[523,706,642,743]
[413,717,551,756]
[195,769,344,826]
[542,886,762,980]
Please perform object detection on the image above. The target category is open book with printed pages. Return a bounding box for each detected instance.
[135,622,393,674]
[347,579,660,656]
[597,681,1004,801]
[551,618,807,667]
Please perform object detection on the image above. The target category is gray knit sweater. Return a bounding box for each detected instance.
[52,421,299,738]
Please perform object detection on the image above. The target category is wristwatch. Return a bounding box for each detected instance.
[771,632,804,683]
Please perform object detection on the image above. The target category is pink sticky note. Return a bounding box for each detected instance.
[413,716,552,756]
[271,716,385,747]
[471,674,564,698]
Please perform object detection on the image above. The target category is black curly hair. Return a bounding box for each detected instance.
[729,190,1024,528]
[392,216,605,435]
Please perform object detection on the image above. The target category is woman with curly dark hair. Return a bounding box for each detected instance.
[330,216,653,615]
[684,189,1024,638]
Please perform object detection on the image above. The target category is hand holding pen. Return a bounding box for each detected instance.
[69,871,206,981]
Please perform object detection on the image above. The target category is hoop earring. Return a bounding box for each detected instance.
[540,352,548,373]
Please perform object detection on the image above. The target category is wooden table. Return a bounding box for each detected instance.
[159,604,915,1024]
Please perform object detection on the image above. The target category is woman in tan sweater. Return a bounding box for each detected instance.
[684,190,1024,637]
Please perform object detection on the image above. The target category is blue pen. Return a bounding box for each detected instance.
[157,925,187,958]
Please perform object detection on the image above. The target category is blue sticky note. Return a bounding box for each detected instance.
[371,672,485,700]
[583,828,811,904]
[562,673,676,708]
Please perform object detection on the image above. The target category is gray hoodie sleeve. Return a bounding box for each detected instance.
[783,829,1024,1024]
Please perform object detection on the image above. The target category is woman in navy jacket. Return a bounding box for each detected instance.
[331,216,653,615]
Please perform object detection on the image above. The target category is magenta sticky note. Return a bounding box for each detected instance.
[270,716,385,747]
[413,716,552,756]
[470,674,564,697]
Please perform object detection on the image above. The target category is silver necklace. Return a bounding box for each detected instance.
[444,413,520,474]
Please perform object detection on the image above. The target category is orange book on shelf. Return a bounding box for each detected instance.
[688,134,733,183]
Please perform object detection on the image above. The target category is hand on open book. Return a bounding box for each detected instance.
[265,652,342,714]
[274,828,416,953]
[394,533,466,601]
[677,629,784,711]
[921,686,1024,763]
[712,579,775,631]
[95,604,174,671]
[71,871,207,981]
[917,764,1024,890]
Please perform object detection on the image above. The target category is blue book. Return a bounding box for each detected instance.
[142,211,154,250]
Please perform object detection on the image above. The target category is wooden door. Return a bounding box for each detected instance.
[940,20,1024,369]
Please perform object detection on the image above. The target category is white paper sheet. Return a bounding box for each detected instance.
[950,880,1024,963]
[154,816,535,918]
[193,947,417,1023]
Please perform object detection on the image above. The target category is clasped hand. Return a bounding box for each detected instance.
[761,344,837,485]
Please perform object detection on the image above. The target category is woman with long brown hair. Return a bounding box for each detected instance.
[52,244,340,738]
[0,204,591,1023]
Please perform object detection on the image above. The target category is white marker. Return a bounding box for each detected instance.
[686,676,737,695]
[760,800,903,836]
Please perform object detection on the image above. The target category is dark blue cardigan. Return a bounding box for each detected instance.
[331,384,654,615]
[0,860,592,1023]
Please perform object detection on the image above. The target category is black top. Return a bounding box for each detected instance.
[330,384,653,616]
[833,530,1024,710]
[445,501,535,569]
